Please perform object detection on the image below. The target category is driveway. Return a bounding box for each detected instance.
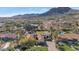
[2,42,10,49]
[46,40,58,51]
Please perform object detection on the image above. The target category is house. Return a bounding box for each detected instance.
[34,34,47,46]
[35,31,52,41]
[0,33,17,42]
[58,34,79,41]
[57,33,79,45]
[43,33,52,41]
[0,33,17,39]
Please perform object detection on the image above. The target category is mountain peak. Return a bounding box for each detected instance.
[40,7,72,16]
[51,7,71,13]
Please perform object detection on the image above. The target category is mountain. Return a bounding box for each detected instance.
[0,7,79,20]
[40,7,79,16]
[11,7,79,19]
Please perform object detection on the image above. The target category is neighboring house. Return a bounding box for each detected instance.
[0,33,17,42]
[57,33,79,45]
[0,33,17,39]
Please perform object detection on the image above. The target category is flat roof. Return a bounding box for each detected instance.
[58,33,79,40]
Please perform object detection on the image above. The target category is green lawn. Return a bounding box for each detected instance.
[26,46,48,51]
[73,45,79,50]
[58,44,75,51]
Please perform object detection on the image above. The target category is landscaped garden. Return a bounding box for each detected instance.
[26,46,48,51]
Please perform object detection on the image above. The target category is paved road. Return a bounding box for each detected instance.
[46,40,58,51]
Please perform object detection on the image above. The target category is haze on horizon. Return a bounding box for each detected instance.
[0,7,78,17]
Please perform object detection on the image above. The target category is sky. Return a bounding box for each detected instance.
[0,7,78,17]
[0,7,52,17]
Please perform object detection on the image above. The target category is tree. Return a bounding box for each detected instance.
[19,35,37,48]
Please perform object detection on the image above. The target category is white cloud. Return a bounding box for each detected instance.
[0,13,22,17]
